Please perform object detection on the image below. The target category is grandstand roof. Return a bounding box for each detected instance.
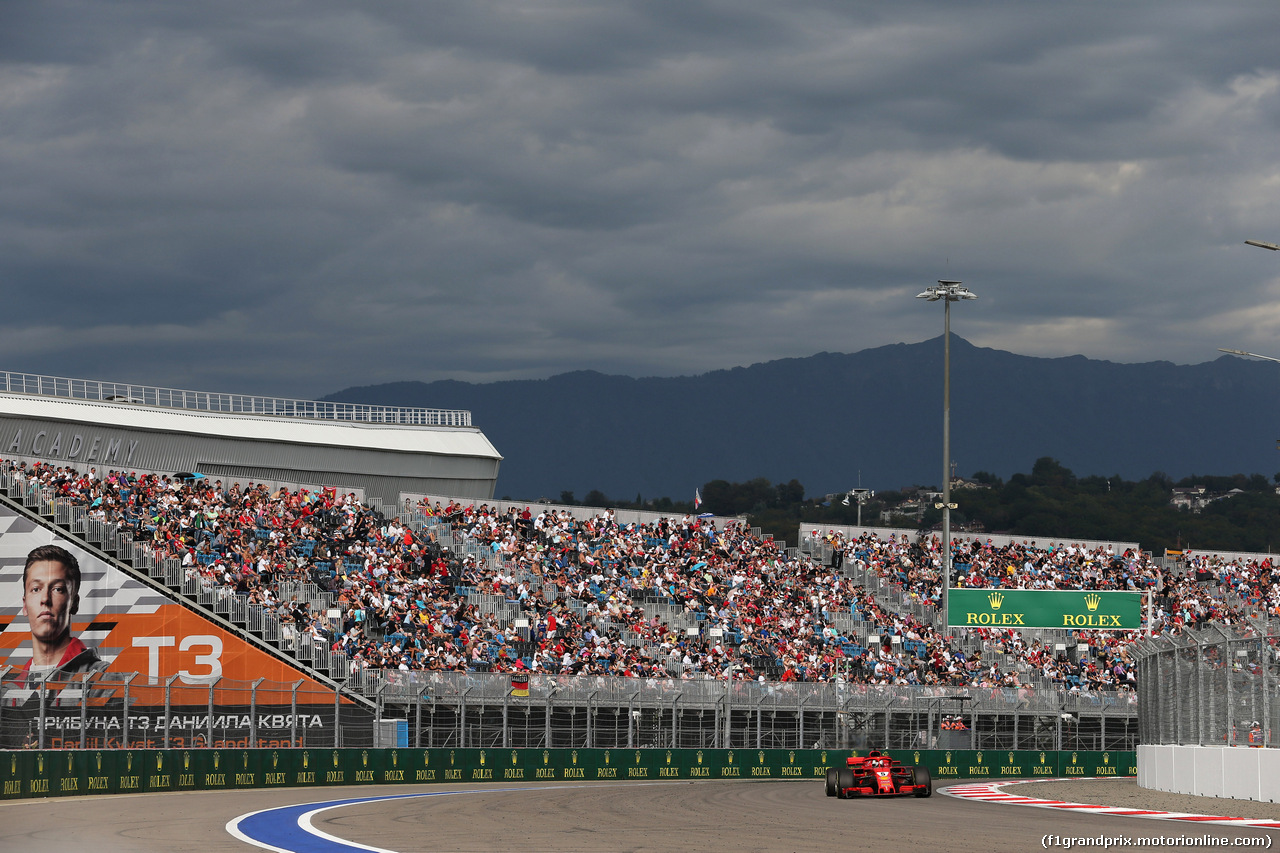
[0,391,501,460]
[0,369,470,426]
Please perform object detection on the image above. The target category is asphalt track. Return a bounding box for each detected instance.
[2,780,1277,853]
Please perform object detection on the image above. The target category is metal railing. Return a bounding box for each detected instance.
[0,369,471,426]
[367,670,1138,752]
[0,665,1137,753]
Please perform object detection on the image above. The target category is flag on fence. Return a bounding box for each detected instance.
[694,488,702,510]
[511,674,529,697]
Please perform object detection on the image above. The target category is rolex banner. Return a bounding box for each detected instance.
[947,589,1142,630]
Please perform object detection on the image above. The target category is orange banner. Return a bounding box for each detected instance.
[0,504,336,706]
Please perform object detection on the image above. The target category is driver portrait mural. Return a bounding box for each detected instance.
[17,544,108,685]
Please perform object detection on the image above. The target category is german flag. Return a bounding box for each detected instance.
[511,674,529,697]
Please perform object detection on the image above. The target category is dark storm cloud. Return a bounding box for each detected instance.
[1,0,1279,396]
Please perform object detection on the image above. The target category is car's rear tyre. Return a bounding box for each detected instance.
[825,767,839,797]
[912,766,932,798]
[837,768,855,799]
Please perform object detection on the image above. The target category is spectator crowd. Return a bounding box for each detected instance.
[6,458,1277,694]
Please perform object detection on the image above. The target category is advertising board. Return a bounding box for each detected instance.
[0,503,340,748]
[948,588,1142,629]
[0,747,1139,800]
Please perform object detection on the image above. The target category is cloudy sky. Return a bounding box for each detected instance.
[2,1,1279,399]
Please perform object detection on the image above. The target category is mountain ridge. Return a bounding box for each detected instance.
[322,338,1280,501]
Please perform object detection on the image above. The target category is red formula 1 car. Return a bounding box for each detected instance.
[824,751,932,799]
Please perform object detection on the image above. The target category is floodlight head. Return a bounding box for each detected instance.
[918,280,977,302]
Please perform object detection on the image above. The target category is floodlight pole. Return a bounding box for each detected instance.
[916,280,978,632]
[943,293,953,627]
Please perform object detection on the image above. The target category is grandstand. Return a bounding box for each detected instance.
[0,465,1145,751]
[3,371,1276,755]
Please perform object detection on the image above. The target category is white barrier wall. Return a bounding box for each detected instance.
[1139,745,1279,802]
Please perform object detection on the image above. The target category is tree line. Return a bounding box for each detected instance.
[518,458,1280,555]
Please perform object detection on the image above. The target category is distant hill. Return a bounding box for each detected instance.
[323,337,1280,501]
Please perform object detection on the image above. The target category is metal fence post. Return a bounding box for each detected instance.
[334,679,343,748]
[723,681,734,749]
[1226,638,1235,747]
[503,688,513,749]
[543,687,555,749]
[1196,636,1206,746]
[586,689,599,749]
[291,679,303,747]
[37,679,47,750]
[1012,699,1020,751]
[1264,637,1273,749]
[208,679,216,747]
[248,677,264,748]
[122,672,137,750]
[0,666,8,747]
[163,674,179,749]
[80,673,89,749]
[373,682,386,748]
[627,689,640,749]
[416,684,429,749]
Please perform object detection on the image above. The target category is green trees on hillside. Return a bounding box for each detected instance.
[532,458,1280,554]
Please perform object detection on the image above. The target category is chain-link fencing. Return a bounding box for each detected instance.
[370,670,1137,752]
[0,670,371,751]
[1130,621,1280,748]
[1,668,1136,753]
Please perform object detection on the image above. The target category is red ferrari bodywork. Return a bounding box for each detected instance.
[827,751,931,798]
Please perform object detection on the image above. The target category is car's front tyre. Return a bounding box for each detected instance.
[836,768,855,799]
[912,766,932,798]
